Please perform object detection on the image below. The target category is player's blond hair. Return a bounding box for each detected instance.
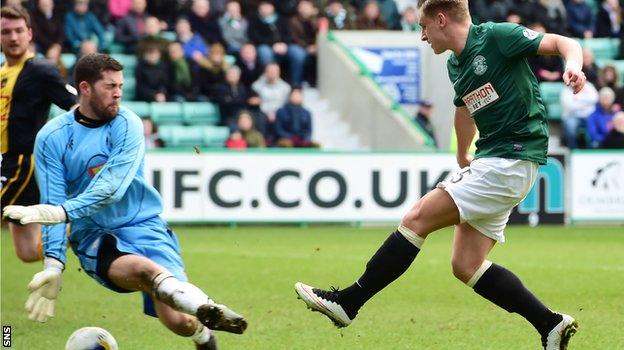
[417,0,470,22]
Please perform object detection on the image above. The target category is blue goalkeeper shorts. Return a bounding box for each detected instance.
[69,216,187,317]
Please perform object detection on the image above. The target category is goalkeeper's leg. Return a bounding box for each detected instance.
[9,222,43,262]
[106,254,247,335]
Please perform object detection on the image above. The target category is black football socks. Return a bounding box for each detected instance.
[337,226,424,319]
[471,262,562,337]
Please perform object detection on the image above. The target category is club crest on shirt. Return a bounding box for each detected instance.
[523,28,539,40]
[88,163,106,178]
[462,82,500,114]
[472,55,487,76]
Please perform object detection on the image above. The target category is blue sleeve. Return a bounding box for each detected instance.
[35,124,69,264]
[62,113,145,220]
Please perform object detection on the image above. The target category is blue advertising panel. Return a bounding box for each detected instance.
[351,47,420,105]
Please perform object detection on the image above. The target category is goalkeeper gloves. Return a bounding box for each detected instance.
[25,257,64,322]
[3,204,67,225]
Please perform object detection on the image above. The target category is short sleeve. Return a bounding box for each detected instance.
[492,23,544,59]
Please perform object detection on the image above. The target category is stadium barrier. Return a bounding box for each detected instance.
[569,150,624,223]
[140,150,616,226]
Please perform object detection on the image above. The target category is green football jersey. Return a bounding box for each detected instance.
[447,22,548,164]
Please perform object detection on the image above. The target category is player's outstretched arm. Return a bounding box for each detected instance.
[454,106,475,168]
[537,34,586,94]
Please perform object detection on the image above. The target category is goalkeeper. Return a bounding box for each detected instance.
[3,53,246,349]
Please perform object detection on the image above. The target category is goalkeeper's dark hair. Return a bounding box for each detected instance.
[1,6,31,27]
[417,0,470,22]
[74,53,123,93]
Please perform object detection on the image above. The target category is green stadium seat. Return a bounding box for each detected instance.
[111,54,138,72]
[48,104,67,119]
[60,53,76,69]
[582,38,619,61]
[108,43,126,54]
[182,102,220,125]
[225,54,236,66]
[539,82,565,104]
[539,82,565,120]
[545,103,562,120]
[202,126,229,147]
[158,125,202,148]
[122,101,151,117]
[122,76,136,100]
[158,125,229,148]
[151,102,184,125]
[160,31,177,42]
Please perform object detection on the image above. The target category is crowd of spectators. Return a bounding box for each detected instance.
[5,0,624,150]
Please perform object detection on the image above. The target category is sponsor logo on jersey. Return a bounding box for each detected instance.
[472,55,487,76]
[522,28,539,40]
[462,82,500,114]
[88,163,106,178]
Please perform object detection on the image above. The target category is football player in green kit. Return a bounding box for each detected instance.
[295,1,585,349]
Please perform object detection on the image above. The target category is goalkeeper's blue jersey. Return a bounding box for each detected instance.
[34,106,163,263]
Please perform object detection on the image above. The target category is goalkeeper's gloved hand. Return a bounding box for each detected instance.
[3,204,67,225]
[25,257,64,323]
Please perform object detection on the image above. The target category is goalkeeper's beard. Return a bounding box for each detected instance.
[89,95,119,121]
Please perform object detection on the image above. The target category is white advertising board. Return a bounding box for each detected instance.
[144,152,458,223]
[570,152,624,222]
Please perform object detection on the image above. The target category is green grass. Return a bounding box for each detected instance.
[2,225,623,349]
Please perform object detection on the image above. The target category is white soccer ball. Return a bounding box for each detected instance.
[65,327,119,350]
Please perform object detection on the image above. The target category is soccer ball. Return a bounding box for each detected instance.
[65,327,118,350]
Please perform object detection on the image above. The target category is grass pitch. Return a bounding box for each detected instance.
[1,225,623,349]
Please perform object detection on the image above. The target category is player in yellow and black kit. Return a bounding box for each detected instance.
[1,6,77,262]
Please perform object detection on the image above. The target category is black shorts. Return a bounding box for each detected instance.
[1,153,39,212]
[95,234,132,293]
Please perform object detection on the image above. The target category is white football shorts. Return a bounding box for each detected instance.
[437,157,539,242]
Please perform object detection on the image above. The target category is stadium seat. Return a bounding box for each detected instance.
[48,104,67,119]
[160,31,177,42]
[582,38,619,61]
[225,54,236,66]
[151,102,184,125]
[123,101,151,117]
[108,43,126,54]
[182,102,220,125]
[111,54,137,73]
[157,125,202,148]
[539,82,565,120]
[202,126,230,147]
[122,76,136,100]
[158,125,229,148]
[60,53,76,69]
